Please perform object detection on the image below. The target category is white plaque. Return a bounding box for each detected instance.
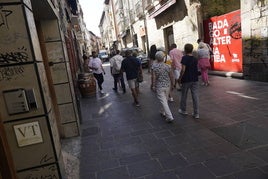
[14,121,43,147]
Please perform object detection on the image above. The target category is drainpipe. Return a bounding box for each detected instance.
[126,0,134,47]
[142,0,150,54]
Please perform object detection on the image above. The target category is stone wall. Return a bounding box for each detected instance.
[0,1,65,177]
[241,0,268,82]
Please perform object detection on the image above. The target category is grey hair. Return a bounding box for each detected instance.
[198,42,208,49]
[155,51,165,62]
[157,46,165,52]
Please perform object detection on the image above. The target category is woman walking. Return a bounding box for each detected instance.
[197,42,211,86]
[151,51,174,122]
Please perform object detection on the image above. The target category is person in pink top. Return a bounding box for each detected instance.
[169,43,183,90]
[197,42,211,86]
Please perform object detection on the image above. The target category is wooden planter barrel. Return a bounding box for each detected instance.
[78,73,96,97]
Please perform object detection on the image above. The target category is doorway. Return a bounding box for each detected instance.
[164,26,174,51]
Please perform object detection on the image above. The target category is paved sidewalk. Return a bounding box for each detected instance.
[63,63,268,179]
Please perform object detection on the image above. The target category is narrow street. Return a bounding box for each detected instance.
[62,63,268,179]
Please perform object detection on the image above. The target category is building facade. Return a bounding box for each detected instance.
[99,0,268,82]
[0,0,90,177]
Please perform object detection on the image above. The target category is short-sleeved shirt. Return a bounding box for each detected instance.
[169,48,183,70]
[197,48,210,59]
[110,54,123,74]
[121,56,141,80]
[151,62,171,89]
[88,57,103,74]
[181,55,199,83]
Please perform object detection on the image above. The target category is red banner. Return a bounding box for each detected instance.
[203,10,242,72]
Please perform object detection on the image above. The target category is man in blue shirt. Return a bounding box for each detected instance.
[178,43,199,119]
[121,50,142,106]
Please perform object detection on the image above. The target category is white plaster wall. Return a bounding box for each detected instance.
[145,0,200,51]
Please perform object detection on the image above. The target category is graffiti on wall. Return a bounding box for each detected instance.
[0,6,31,82]
[0,6,12,29]
[0,5,31,63]
[0,66,25,81]
[243,38,267,69]
[0,46,29,65]
[21,164,58,179]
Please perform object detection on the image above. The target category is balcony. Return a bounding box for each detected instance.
[129,10,135,23]
[135,2,144,18]
[144,0,154,10]
[71,14,79,26]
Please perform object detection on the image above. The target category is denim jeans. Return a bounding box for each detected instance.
[180,81,199,115]
[93,73,104,90]
[156,87,174,119]
[113,73,126,92]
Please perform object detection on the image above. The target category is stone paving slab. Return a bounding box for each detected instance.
[63,64,268,179]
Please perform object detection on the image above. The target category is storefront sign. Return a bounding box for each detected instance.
[203,10,242,72]
[14,121,43,147]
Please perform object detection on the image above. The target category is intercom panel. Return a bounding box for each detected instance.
[3,88,38,115]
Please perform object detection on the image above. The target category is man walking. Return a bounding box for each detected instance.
[110,50,126,93]
[169,43,183,90]
[88,51,106,94]
[178,43,199,119]
[121,50,142,106]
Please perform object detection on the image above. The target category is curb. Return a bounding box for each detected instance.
[208,70,244,79]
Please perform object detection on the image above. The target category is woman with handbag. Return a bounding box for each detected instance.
[197,42,211,86]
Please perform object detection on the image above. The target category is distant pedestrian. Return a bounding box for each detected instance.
[88,51,106,94]
[197,38,213,58]
[148,44,157,72]
[132,50,143,94]
[121,49,142,106]
[197,42,211,86]
[109,50,126,93]
[178,43,199,119]
[169,43,183,90]
[151,51,174,122]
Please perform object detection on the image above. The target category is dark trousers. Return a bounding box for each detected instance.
[113,73,126,92]
[93,73,104,90]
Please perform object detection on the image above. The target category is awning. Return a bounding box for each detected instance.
[149,0,176,19]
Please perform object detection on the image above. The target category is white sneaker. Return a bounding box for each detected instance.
[168,97,174,102]
[192,113,200,119]
[165,117,174,123]
[178,109,188,115]
[100,90,105,94]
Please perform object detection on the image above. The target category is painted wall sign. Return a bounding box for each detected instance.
[203,10,242,72]
[13,121,43,147]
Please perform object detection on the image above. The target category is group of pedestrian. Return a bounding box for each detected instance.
[86,39,212,122]
[149,40,212,122]
[149,43,198,122]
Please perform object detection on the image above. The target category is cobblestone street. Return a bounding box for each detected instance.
[63,63,268,179]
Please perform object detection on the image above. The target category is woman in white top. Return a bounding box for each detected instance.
[197,42,211,86]
[88,51,106,93]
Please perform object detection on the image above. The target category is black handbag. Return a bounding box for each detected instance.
[137,70,143,82]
